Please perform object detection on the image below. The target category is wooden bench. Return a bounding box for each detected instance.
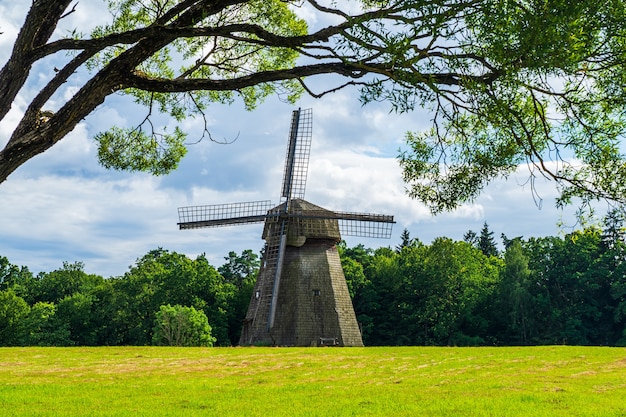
[319,337,338,346]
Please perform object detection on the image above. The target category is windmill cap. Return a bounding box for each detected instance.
[262,198,341,246]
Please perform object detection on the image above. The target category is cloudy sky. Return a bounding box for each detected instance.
[0,1,592,277]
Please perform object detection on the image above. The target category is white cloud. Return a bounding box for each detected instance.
[290,2,318,27]
[0,2,25,60]
[290,0,367,30]
[0,101,25,147]
[52,0,111,37]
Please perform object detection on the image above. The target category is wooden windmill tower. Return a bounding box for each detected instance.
[177,108,394,346]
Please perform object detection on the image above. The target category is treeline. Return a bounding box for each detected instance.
[0,249,258,347]
[344,218,626,346]
[2,210,626,347]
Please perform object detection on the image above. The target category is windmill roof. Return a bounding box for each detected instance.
[288,198,332,214]
[262,198,341,245]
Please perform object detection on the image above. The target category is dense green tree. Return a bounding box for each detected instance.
[601,208,626,252]
[610,276,626,345]
[19,302,72,346]
[598,208,626,344]
[338,242,370,298]
[358,248,402,345]
[32,262,104,304]
[349,238,500,346]
[340,256,367,300]
[418,238,501,345]
[0,257,18,290]
[338,242,379,343]
[524,230,616,345]
[86,279,128,346]
[56,292,97,346]
[498,240,533,344]
[3,259,125,346]
[0,289,29,346]
[340,244,375,275]
[218,250,259,345]
[152,304,215,347]
[0,256,34,299]
[218,250,260,290]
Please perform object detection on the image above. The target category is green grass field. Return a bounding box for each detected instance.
[0,346,625,416]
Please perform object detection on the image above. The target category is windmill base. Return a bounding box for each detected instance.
[239,239,364,347]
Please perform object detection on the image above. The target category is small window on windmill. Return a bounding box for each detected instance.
[313,289,321,297]
[255,290,261,299]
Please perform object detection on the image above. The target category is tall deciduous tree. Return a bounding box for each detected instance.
[417,238,501,345]
[2,1,626,211]
[0,256,33,299]
[499,240,533,344]
[19,301,73,346]
[0,289,30,346]
[218,250,260,290]
[32,261,103,304]
[524,230,616,344]
[218,250,259,345]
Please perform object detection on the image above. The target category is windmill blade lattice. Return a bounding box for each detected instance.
[337,216,394,238]
[283,206,394,238]
[281,108,312,201]
[177,200,273,229]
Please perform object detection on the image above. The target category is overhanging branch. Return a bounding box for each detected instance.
[122,63,369,92]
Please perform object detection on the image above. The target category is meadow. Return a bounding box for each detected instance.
[0,346,625,416]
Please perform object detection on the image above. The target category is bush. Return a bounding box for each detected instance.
[152,304,216,347]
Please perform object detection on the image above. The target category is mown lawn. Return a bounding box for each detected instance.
[0,346,625,416]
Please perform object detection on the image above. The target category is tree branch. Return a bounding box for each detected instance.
[0,0,74,120]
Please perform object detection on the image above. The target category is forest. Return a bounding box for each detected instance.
[2,209,626,347]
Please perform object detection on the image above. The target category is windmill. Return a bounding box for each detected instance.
[177,108,395,346]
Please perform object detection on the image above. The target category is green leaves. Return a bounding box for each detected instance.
[393,0,626,212]
[0,289,30,346]
[95,126,187,175]
[85,0,308,174]
[399,111,523,213]
[152,304,216,347]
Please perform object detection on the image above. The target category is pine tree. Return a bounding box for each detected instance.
[396,228,416,252]
[464,230,478,246]
[478,222,498,257]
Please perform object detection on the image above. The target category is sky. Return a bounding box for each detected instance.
[0,1,594,277]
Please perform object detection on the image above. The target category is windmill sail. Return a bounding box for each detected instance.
[281,108,312,201]
[177,201,273,229]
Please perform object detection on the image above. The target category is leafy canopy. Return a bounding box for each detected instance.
[89,0,307,173]
[398,1,626,212]
[1,0,626,211]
